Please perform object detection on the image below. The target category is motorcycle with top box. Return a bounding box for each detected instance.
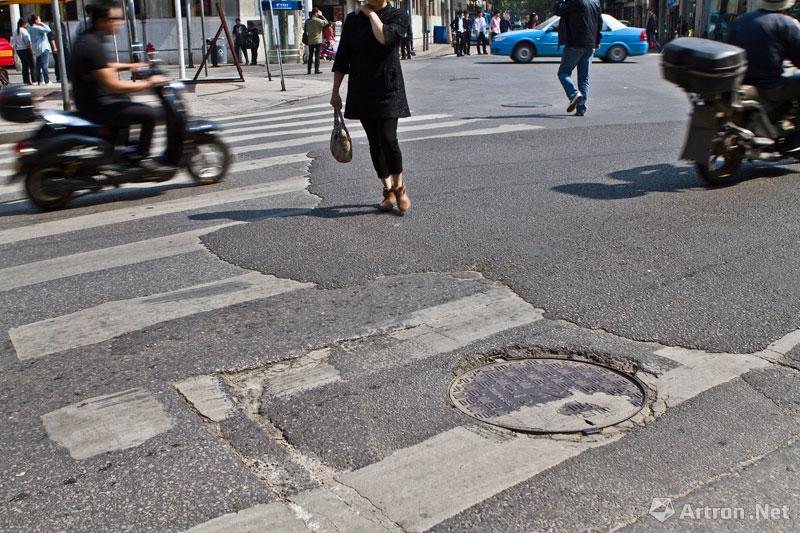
[662,37,799,186]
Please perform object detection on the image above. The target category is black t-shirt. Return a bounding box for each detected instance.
[70,30,114,111]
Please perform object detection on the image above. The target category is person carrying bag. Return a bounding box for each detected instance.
[330,0,412,215]
[330,107,352,163]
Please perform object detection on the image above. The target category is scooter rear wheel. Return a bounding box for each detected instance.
[188,137,230,185]
[25,167,73,210]
[695,138,744,187]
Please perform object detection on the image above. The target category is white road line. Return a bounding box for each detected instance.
[185,502,308,533]
[400,123,544,142]
[10,272,314,360]
[758,328,800,359]
[338,427,599,532]
[212,102,332,123]
[41,388,174,460]
[174,375,237,422]
[0,224,241,292]
[653,347,771,407]
[233,119,478,155]
[224,114,451,145]
[0,176,311,246]
[221,109,352,130]
[0,152,310,201]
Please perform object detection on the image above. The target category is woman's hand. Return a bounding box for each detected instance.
[358,4,374,16]
[330,91,342,109]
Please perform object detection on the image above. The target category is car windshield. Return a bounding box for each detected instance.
[536,16,558,30]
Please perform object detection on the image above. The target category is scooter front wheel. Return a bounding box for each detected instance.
[188,137,231,185]
[695,137,744,187]
[26,167,73,210]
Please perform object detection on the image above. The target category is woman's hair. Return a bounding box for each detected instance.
[17,17,27,29]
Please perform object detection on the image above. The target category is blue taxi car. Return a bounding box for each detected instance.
[491,14,648,63]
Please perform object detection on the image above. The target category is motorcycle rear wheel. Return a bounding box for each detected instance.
[188,136,230,185]
[25,167,73,210]
[695,142,744,187]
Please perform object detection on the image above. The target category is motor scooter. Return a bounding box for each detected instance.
[0,65,230,209]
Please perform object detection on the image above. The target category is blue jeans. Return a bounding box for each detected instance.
[35,50,50,84]
[558,46,594,113]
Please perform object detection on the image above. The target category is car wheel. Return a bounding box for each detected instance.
[606,45,628,63]
[511,42,535,63]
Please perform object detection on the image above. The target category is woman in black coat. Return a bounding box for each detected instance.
[331,0,411,214]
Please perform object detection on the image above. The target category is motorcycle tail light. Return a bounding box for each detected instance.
[14,140,34,155]
[640,31,647,41]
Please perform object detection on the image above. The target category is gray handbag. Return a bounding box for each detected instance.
[330,108,352,163]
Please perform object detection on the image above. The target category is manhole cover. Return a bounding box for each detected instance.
[449,358,645,434]
[500,101,552,108]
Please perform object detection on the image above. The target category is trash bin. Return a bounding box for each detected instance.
[433,26,447,44]
[206,39,227,66]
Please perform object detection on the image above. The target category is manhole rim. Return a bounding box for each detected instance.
[448,356,648,435]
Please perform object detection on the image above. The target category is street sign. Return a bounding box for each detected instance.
[262,0,302,9]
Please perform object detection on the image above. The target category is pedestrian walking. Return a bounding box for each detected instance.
[304,8,330,74]
[247,21,260,65]
[232,18,249,65]
[554,0,602,117]
[450,11,466,56]
[474,9,488,55]
[401,23,413,59]
[490,11,502,43]
[12,19,35,85]
[28,15,53,85]
[646,9,661,52]
[500,11,512,33]
[330,0,412,215]
[463,11,473,56]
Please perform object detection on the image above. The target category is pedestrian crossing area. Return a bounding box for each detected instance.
[2,99,788,532]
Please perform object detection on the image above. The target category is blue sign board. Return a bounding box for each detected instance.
[262,0,303,9]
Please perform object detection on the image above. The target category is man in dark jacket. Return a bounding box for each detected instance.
[728,0,800,144]
[554,0,602,116]
[232,18,249,65]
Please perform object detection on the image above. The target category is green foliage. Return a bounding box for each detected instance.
[490,0,554,17]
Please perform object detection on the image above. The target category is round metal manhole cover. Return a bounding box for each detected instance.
[501,101,552,108]
[449,358,646,434]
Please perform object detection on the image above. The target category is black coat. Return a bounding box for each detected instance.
[553,0,602,48]
[333,5,410,120]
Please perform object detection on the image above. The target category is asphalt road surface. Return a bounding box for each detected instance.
[1,53,799,532]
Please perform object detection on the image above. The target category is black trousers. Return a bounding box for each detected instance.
[235,43,249,64]
[476,33,488,54]
[462,33,471,55]
[762,73,800,131]
[16,49,35,84]
[81,101,161,157]
[360,117,403,179]
[455,32,464,56]
[250,46,259,65]
[307,44,321,72]
[401,36,413,59]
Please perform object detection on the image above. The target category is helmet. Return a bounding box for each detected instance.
[760,0,796,11]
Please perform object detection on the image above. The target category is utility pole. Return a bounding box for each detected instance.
[174,0,186,79]
[50,0,70,110]
[185,0,194,68]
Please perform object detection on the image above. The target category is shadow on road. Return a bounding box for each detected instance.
[552,162,798,200]
[189,203,379,223]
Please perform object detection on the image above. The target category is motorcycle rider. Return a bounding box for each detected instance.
[70,0,164,163]
[727,0,800,146]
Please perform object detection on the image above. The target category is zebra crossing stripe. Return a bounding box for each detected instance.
[10,272,313,361]
[337,427,596,532]
[0,224,241,292]
[213,102,332,123]
[185,502,308,533]
[224,114,452,145]
[400,123,545,143]
[0,176,312,246]
[41,388,174,460]
[233,119,478,155]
